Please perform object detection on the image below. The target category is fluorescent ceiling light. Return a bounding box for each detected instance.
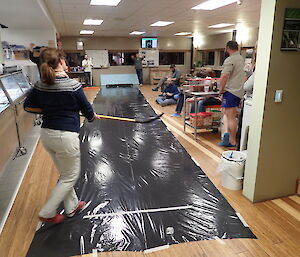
[83,19,103,25]
[80,30,94,35]
[130,31,145,35]
[209,23,235,28]
[192,0,236,10]
[175,32,192,36]
[90,0,121,6]
[150,21,174,27]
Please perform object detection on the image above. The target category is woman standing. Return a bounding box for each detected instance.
[24,48,99,224]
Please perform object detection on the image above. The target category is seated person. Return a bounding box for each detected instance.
[186,68,196,78]
[171,72,207,117]
[152,64,181,91]
[171,96,221,117]
[156,79,180,107]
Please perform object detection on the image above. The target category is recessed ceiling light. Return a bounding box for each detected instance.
[150,21,174,27]
[208,23,235,28]
[80,30,94,35]
[175,32,192,36]
[130,31,146,35]
[192,0,236,10]
[90,0,121,6]
[83,19,103,25]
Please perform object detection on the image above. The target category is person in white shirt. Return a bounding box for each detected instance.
[82,54,93,86]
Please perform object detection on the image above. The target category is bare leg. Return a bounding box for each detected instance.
[224,107,238,145]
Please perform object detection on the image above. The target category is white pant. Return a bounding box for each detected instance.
[39,128,81,218]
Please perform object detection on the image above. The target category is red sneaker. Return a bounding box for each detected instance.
[39,214,65,224]
[66,201,86,218]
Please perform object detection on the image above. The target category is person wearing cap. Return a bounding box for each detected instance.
[152,64,181,92]
[218,40,245,148]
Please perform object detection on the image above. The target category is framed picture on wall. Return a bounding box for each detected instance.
[281,8,300,51]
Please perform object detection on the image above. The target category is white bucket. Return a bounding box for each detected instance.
[218,151,247,190]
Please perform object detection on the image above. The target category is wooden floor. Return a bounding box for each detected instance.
[0,85,299,257]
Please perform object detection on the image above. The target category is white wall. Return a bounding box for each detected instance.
[1,28,56,47]
[243,0,276,201]
[195,28,259,50]
[61,36,192,51]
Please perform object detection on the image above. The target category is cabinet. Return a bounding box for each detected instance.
[0,71,34,175]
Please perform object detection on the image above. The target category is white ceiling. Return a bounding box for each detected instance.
[0,0,261,37]
[0,0,54,29]
[45,0,261,37]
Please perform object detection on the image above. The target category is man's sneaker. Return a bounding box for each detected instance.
[152,88,159,91]
[39,214,65,224]
[218,133,230,145]
[171,113,181,117]
[66,201,86,218]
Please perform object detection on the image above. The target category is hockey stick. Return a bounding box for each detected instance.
[85,113,164,124]
[24,108,164,124]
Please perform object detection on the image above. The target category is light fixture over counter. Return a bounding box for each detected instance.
[208,23,235,28]
[130,31,146,35]
[192,0,237,10]
[90,0,122,6]
[150,21,174,27]
[80,30,94,35]
[175,32,192,36]
[83,19,104,25]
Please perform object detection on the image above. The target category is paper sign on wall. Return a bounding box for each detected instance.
[139,49,159,67]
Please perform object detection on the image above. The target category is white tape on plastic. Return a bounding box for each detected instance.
[36,222,42,231]
[191,157,200,167]
[144,245,169,254]
[83,205,193,219]
[80,236,85,255]
[92,249,97,257]
[236,212,249,227]
[213,236,226,245]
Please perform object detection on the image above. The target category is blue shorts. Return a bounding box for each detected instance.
[222,92,241,108]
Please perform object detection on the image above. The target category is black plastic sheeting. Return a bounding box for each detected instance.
[27,87,255,257]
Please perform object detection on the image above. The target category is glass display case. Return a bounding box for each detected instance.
[0,75,24,102]
[0,71,31,105]
[0,87,10,113]
[13,72,31,93]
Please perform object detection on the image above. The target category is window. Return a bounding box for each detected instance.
[159,52,184,65]
[66,52,83,67]
[199,51,215,66]
[208,51,215,65]
[109,52,137,66]
[220,50,226,65]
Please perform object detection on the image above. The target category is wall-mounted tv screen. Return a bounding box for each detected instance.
[141,38,158,49]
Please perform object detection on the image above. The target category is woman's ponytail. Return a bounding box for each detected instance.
[40,62,56,85]
[40,48,64,85]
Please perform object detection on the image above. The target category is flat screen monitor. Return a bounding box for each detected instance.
[141,38,158,49]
